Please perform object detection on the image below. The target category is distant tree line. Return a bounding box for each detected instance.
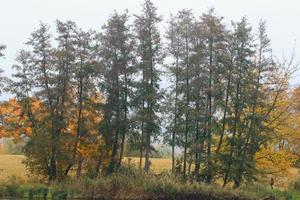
[0,0,297,188]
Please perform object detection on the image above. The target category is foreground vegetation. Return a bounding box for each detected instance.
[1,165,300,200]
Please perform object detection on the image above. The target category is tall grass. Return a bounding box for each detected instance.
[0,166,299,199]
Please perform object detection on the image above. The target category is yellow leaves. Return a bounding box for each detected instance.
[255,146,297,177]
[252,87,300,188]
[255,145,298,188]
[78,142,99,159]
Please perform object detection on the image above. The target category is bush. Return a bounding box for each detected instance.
[26,184,48,199]
[290,177,300,192]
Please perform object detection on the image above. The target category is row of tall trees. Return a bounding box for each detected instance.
[164,9,294,187]
[0,0,297,187]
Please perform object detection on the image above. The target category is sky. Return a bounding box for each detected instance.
[0,0,299,99]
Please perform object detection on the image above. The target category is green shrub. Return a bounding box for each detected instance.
[27,184,48,198]
[290,177,300,192]
[50,186,68,200]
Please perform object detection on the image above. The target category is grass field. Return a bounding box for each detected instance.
[0,154,173,181]
[0,154,27,181]
[124,157,172,173]
[0,154,298,189]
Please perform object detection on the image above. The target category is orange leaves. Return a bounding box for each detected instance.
[0,98,43,139]
[0,99,26,139]
[0,94,106,175]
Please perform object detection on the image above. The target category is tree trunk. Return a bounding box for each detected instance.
[216,56,233,154]
[223,47,243,187]
[206,38,213,183]
[64,57,84,176]
[172,57,179,173]
[119,71,128,166]
[76,157,83,178]
[183,36,190,180]
[139,101,145,170]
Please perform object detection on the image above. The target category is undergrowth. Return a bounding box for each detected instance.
[0,166,299,199]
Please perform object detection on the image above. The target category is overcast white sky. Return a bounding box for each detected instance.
[0,0,299,95]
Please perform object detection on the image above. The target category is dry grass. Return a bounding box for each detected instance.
[0,154,298,191]
[124,157,172,173]
[0,155,173,182]
[0,154,27,181]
